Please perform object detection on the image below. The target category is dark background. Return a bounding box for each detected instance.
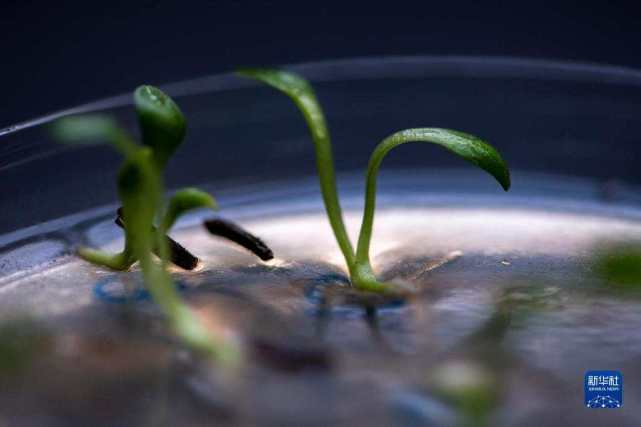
[1,0,640,128]
[2,0,641,233]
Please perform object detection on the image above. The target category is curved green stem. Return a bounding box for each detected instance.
[52,115,141,270]
[355,128,510,269]
[160,188,218,232]
[147,233,239,364]
[76,247,134,270]
[237,69,356,271]
[119,152,238,365]
[356,128,510,265]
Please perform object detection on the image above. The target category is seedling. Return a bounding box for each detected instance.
[239,69,511,294]
[52,86,239,364]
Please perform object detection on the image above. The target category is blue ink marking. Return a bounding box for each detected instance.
[93,277,188,304]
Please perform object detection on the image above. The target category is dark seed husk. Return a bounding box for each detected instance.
[204,218,274,261]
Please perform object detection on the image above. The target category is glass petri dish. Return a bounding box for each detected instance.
[1,56,641,426]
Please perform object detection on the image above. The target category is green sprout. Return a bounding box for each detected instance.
[238,69,510,294]
[593,243,641,290]
[53,87,217,271]
[52,86,238,365]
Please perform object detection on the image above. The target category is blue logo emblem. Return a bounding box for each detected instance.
[584,370,623,408]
